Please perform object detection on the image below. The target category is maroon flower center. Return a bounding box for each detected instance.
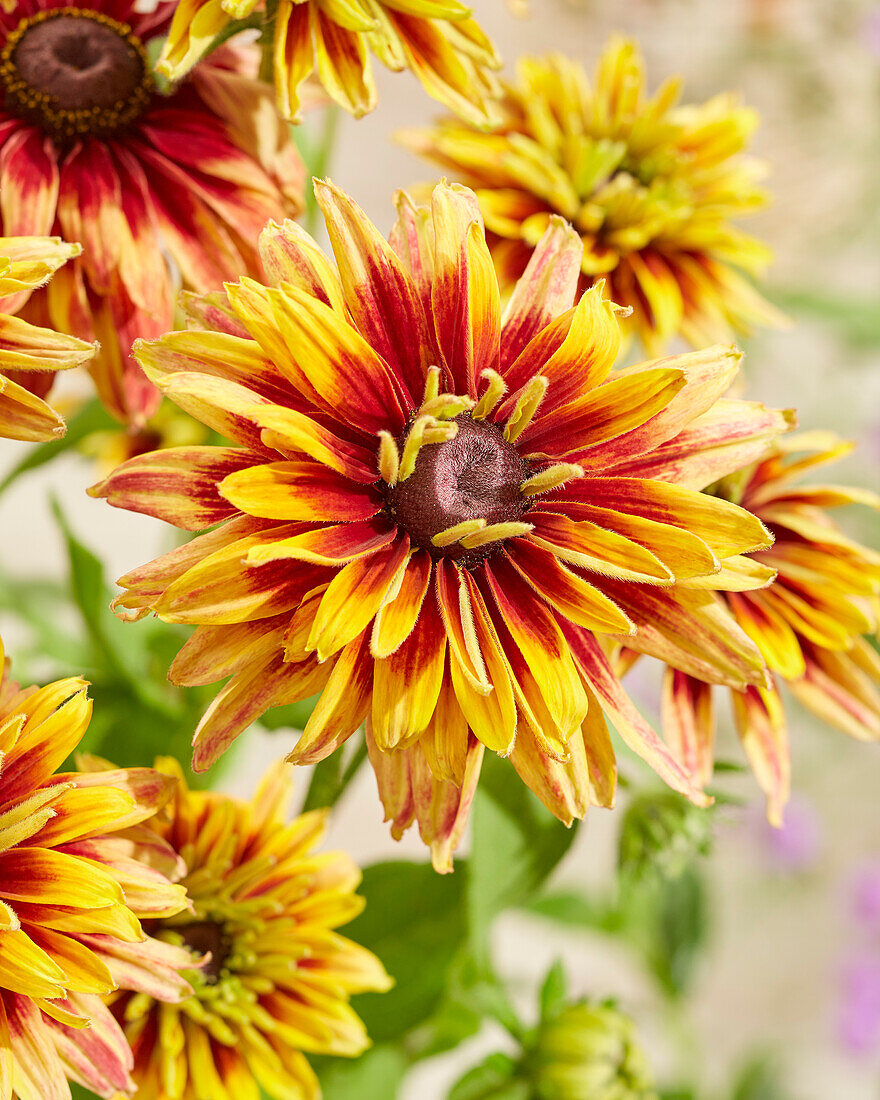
[386,414,530,567]
[178,919,229,984]
[0,8,151,140]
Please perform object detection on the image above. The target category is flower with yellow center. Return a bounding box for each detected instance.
[401,40,785,355]
[91,180,793,870]
[157,0,501,124]
[0,636,193,1100]
[109,758,391,1100]
[0,235,95,442]
[0,0,304,427]
[650,432,880,825]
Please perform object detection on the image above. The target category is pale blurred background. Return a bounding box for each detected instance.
[2,1,880,1096]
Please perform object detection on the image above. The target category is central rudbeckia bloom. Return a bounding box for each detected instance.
[93,181,792,869]
[110,759,392,1100]
[0,0,304,427]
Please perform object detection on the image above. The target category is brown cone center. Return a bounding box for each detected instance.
[386,414,529,565]
[14,15,142,109]
[178,920,229,984]
[0,10,151,139]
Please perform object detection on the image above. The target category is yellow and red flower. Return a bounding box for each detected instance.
[401,41,784,354]
[158,0,501,125]
[0,636,193,1100]
[0,0,304,427]
[653,433,880,825]
[0,234,95,442]
[91,180,793,869]
[110,758,391,1100]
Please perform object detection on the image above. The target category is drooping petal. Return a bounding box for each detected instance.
[661,668,715,788]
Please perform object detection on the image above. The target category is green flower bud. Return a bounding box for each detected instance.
[530,1002,657,1100]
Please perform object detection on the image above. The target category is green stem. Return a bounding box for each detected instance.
[304,104,340,234]
[258,0,279,84]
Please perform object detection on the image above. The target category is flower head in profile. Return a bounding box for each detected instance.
[158,0,501,124]
[110,758,391,1100]
[402,40,783,354]
[0,235,95,441]
[0,0,304,427]
[0,636,192,1099]
[655,433,880,824]
[92,179,792,869]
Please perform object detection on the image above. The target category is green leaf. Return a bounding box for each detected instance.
[730,1053,789,1100]
[259,695,320,731]
[618,790,713,890]
[343,861,466,1044]
[301,736,367,812]
[539,960,568,1025]
[448,1053,527,1100]
[524,890,621,935]
[0,398,116,497]
[468,753,578,961]
[313,1044,408,1100]
[645,867,708,999]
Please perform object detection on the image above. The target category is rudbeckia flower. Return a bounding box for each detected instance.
[109,758,392,1100]
[654,433,880,825]
[0,234,95,441]
[0,636,193,1099]
[158,0,501,124]
[91,180,792,869]
[401,41,784,354]
[0,0,304,427]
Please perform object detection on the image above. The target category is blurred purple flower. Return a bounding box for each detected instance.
[864,8,880,59]
[750,795,822,872]
[839,955,880,1055]
[853,863,880,933]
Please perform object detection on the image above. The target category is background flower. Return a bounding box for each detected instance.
[110,758,392,1100]
[0,0,304,426]
[0,636,192,1100]
[158,0,502,125]
[653,432,880,824]
[0,235,94,442]
[401,40,785,354]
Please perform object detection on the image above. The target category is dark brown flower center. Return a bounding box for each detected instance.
[386,414,530,567]
[178,919,229,984]
[0,8,151,140]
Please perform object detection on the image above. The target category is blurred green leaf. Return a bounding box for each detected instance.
[302,736,367,812]
[539,960,568,1025]
[0,398,116,497]
[645,867,708,999]
[259,695,320,731]
[773,288,880,349]
[524,890,621,934]
[448,1053,527,1100]
[618,791,713,890]
[729,1054,790,1100]
[343,860,466,1044]
[313,1044,408,1100]
[469,753,578,960]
